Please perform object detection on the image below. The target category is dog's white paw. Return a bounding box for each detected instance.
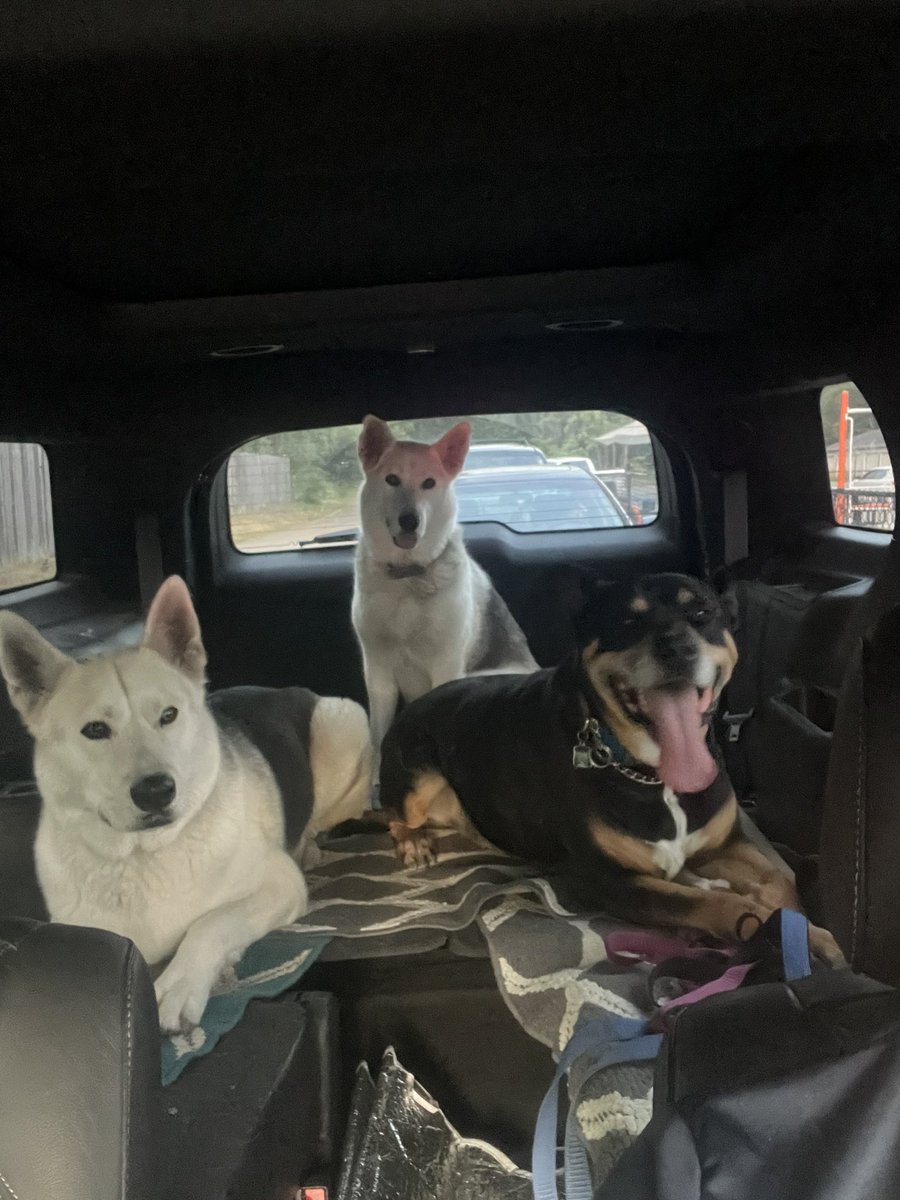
[155,957,217,1034]
[388,821,437,869]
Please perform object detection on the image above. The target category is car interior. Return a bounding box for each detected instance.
[3,2,900,1197]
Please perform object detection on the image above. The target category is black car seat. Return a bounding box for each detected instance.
[720,575,872,856]
[820,596,900,982]
[0,919,159,1200]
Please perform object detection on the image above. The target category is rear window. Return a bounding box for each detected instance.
[820,383,894,532]
[227,411,659,553]
[454,470,625,533]
[0,442,56,591]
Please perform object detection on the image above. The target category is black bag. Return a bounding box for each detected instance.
[596,967,900,1199]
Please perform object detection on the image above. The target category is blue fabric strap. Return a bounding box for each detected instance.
[780,908,812,981]
[531,1016,662,1200]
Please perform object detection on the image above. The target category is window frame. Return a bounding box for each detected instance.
[222,414,663,556]
[820,382,895,536]
[205,422,682,597]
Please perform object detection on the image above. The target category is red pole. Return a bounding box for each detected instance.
[837,389,850,488]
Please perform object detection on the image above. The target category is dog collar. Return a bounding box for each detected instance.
[384,562,428,579]
[572,716,661,785]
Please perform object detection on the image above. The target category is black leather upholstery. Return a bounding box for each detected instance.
[820,601,900,983]
[0,786,45,920]
[0,919,159,1200]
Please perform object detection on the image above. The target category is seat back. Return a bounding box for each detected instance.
[821,600,900,981]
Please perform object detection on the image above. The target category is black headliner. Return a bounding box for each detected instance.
[3,0,900,441]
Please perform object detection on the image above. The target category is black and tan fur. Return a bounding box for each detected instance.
[379,573,843,963]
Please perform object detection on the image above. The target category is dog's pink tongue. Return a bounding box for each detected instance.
[393,532,418,550]
[642,687,717,793]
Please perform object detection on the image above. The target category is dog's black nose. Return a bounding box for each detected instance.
[130,773,176,813]
[398,510,420,533]
[654,627,697,661]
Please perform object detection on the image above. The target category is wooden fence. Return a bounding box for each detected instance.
[227,450,291,512]
[0,443,55,581]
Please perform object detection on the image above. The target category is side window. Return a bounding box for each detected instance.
[0,442,56,591]
[226,412,659,553]
[820,383,894,532]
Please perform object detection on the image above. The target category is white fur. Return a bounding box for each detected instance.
[351,416,538,772]
[650,787,715,880]
[0,578,371,1032]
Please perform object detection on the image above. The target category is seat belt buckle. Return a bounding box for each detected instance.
[722,710,754,743]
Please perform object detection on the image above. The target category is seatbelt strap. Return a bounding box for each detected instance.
[720,579,763,756]
[135,512,165,615]
[722,469,749,566]
[719,469,755,746]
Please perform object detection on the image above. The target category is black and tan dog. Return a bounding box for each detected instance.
[379,572,843,962]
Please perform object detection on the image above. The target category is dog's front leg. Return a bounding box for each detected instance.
[363,657,399,789]
[427,653,467,691]
[155,852,307,1034]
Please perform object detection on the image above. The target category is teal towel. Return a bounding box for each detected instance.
[160,930,330,1085]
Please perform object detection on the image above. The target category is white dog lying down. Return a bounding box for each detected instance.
[0,576,371,1032]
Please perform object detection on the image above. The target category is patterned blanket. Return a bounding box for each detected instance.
[296,831,666,1185]
[292,829,536,951]
[478,884,656,1187]
[162,829,535,1081]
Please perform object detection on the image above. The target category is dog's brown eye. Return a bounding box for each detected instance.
[160,707,178,727]
[81,721,111,740]
[421,478,436,490]
[691,608,713,623]
[385,474,400,487]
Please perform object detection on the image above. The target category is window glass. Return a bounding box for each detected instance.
[820,383,894,531]
[0,442,56,591]
[228,412,659,552]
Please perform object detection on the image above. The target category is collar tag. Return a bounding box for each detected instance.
[572,718,613,769]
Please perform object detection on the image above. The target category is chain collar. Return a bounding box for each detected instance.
[572,717,660,786]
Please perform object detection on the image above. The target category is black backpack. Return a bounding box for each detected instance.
[597,967,900,1200]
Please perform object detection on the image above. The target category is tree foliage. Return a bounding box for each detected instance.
[244,410,637,505]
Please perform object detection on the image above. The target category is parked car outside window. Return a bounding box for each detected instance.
[454,464,630,533]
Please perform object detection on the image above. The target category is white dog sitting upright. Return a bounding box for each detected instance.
[352,415,538,771]
[0,576,371,1032]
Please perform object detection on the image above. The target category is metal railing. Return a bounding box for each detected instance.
[832,488,895,531]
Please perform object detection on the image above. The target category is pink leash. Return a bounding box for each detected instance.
[604,929,754,1028]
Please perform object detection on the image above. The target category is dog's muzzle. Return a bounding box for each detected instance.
[130,772,176,819]
[392,509,420,550]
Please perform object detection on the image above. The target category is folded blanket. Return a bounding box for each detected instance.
[161,932,330,1084]
[161,829,534,1082]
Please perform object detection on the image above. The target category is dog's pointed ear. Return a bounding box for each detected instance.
[0,612,70,728]
[358,415,394,472]
[432,421,471,478]
[143,576,207,683]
